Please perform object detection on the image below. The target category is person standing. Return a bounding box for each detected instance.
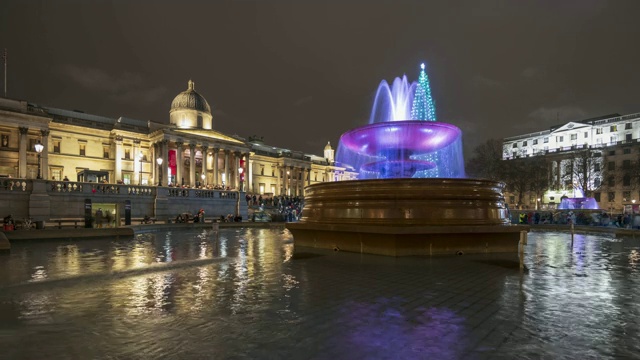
[105,210,112,228]
[95,208,103,228]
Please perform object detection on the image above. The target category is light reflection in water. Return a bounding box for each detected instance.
[0,229,639,359]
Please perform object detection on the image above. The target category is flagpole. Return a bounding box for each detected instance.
[3,48,6,98]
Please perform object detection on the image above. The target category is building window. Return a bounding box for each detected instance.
[53,140,61,153]
[28,138,37,152]
[624,175,631,186]
[625,123,632,130]
[533,139,538,145]
[512,151,517,158]
[610,125,617,132]
[124,148,131,160]
[626,134,632,142]
[1,134,8,147]
[512,143,517,148]
[594,192,601,202]
[260,167,264,176]
[623,160,631,169]
[608,161,616,171]
[79,144,86,156]
[594,178,601,188]
[523,141,527,146]
[103,147,109,159]
[543,137,549,143]
[594,163,600,172]
[608,176,615,187]
[570,134,577,140]
[272,168,275,177]
[624,148,632,154]
[51,168,62,181]
[556,136,564,142]
[584,131,588,138]
[608,192,615,202]
[624,191,631,199]
[596,128,603,134]
[609,150,616,156]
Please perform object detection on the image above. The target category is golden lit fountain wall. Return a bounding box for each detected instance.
[286,64,527,256]
[286,178,527,256]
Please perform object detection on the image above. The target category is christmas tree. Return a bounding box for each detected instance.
[411,63,436,121]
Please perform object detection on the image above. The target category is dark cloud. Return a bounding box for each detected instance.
[0,0,639,158]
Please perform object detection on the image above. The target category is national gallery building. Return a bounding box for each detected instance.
[0,80,357,197]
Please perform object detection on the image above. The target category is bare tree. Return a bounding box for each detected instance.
[561,148,602,197]
[465,138,507,181]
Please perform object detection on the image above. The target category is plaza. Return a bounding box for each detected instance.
[0,226,639,359]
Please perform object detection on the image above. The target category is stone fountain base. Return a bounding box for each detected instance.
[286,178,528,256]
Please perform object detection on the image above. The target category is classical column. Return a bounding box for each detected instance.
[18,127,28,178]
[152,142,157,183]
[224,150,230,188]
[160,140,168,185]
[234,152,241,190]
[213,148,219,186]
[133,140,142,185]
[175,142,184,185]
[189,143,196,186]
[115,136,123,183]
[245,152,252,193]
[276,165,281,195]
[201,145,208,186]
[307,168,311,186]
[40,129,50,180]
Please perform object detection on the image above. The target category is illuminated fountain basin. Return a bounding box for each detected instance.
[339,121,464,179]
[558,197,600,210]
[287,65,527,256]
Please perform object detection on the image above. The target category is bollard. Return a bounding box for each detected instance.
[570,223,574,248]
[520,230,528,245]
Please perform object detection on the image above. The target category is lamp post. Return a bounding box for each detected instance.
[239,167,244,192]
[536,198,541,211]
[138,152,143,185]
[201,173,205,188]
[34,140,44,179]
[156,157,163,186]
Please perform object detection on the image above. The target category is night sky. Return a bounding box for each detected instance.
[1,1,639,158]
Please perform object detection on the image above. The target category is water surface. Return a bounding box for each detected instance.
[1,229,639,359]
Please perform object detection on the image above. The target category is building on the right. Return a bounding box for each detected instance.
[502,112,640,213]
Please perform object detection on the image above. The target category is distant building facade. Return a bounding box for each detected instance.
[502,112,640,212]
[0,81,357,197]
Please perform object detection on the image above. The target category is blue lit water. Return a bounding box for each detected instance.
[0,228,639,359]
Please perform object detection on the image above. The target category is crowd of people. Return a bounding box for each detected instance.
[515,210,640,228]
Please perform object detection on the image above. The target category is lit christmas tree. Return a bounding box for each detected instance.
[411,63,436,121]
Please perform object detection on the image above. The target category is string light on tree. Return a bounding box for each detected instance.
[411,63,437,121]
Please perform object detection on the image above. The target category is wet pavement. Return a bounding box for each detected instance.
[0,228,639,359]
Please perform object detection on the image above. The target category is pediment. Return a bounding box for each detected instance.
[550,122,591,134]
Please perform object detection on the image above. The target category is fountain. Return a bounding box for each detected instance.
[287,64,527,256]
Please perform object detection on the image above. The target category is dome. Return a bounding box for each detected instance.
[170,80,211,114]
[324,141,333,150]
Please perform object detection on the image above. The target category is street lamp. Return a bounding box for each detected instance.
[537,198,541,211]
[34,140,44,179]
[138,152,143,185]
[201,173,205,187]
[238,167,244,191]
[156,157,163,186]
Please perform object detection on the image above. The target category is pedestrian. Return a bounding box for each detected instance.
[105,210,112,228]
[95,208,103,228]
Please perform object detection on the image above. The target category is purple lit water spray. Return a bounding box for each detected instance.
[337,64,465,179]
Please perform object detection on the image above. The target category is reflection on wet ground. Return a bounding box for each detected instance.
[0,229,639,359]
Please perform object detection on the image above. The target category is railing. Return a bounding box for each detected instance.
[0,179,29,192]
[166,187,238,199]
[47,181,156,196]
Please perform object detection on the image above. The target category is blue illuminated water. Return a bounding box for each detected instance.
[336,64,465,179]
